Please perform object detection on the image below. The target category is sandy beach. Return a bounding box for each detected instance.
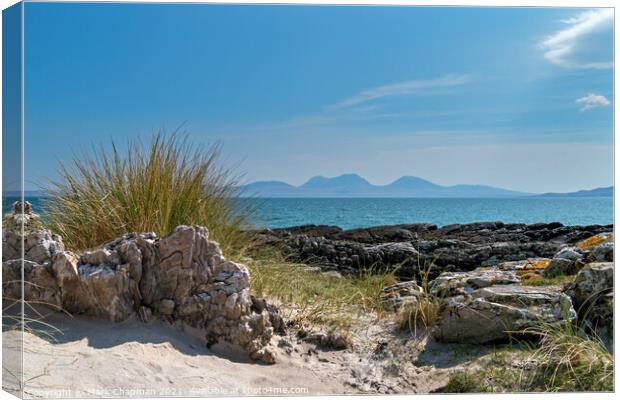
[4,309,350,398]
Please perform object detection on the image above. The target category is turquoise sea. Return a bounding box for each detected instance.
[4,196,613,230]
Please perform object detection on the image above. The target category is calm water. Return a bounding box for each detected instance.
[243,197,613,229]
[4,196,613,230]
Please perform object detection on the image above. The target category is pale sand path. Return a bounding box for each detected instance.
[3,310,350,399]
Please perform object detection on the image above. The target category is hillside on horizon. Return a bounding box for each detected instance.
[239,174,613,198]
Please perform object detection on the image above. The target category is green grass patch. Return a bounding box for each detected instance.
[246,255,396,329]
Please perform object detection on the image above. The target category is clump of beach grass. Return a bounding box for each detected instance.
[396,260,444,333]
[519,320,613,392]
[396,296,444,332]
[443,318,613,393]
[41,132,252,256]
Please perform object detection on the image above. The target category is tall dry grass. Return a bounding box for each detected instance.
[42,132,252,255]
[247,253,397,329]
[397,259,444,333]
[519,318,613,391]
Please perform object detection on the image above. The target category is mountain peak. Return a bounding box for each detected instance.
[388,175,440,189]
[302,173,371,189]
[238,174,555,198]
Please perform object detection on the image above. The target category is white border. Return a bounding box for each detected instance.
[0,1,617,400]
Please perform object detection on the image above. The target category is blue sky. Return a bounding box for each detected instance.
[23,4,613,193]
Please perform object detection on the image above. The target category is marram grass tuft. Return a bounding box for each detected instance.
[42,132,253,256]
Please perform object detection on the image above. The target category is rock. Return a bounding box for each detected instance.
[2,259,62,308]
[2,229,65,264]
[2,201,45,232]
[542,258,584,278]
[565,262,613,311]
[278,235,420,276]
[429,270,520,298]
[251,295,285,334]
[576,233,613,251]
[158,299,176,315]
[76,263,135,322]
[587,241,614,262]
[433,285,576,344]
[50,251,95,314]
[380,281,424,311]
[494,258,550,275]
[258,222,612,279]
[2,224,279,363]
[301,331,349,350]
[337,224,436,244]
[554,247,583,261]
[138,305,153,323]
[321,271,343,279]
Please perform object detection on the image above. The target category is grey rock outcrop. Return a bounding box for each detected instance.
[2,228,64,264]
[543,257,585,278]
[433,285,576,344]
[429,270,520,298]
[380,281,424,311]
[553,246,583,262]
[587,241,614,263]
[564,262,613,324]
[276,235,420,276]
[2,226,278,363]
[259,222,612,279]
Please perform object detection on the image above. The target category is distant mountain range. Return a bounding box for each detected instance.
[239,174,613,198]
[537,186,613,198]
[4,179,612,199]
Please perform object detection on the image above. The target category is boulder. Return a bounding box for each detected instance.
[2,259,62,308]
[77,263,136,322]
[279,236,420,274]
[554,247,583,262]
[380,281,424,311]
[565,262,613,311]
[542,258,584,278]
[432,285,576,344]
[300,331,349,350]
[2,229,64,263]
[429,270,520,298]
[587,241,614,263]
[576,233,613,251]
[2,225,278,363]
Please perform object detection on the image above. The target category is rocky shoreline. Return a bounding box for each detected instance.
[256,221,613,279]
[257,221,614,346]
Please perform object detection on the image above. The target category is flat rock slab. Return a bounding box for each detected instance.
[429,270,520,298]
[432,284,576,344]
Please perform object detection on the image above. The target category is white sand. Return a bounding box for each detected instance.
[3,310,350,398]
[3,305,467,398]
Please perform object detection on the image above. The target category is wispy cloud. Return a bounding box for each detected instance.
[325,74,471,111]
[576,93,610,111]
[539,8,613,69]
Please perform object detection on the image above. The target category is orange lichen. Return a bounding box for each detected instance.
[576,234,613,251]
[529,259,550,270]
[514,259,549,276]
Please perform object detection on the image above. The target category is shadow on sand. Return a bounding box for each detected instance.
[4,303,262,365]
